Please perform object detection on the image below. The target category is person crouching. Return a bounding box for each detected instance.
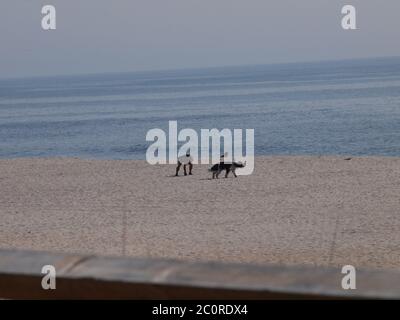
[175,151,193,176]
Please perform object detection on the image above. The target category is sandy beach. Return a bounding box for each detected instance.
[1,156,399,271]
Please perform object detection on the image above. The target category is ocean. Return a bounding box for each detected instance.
[1,57,400,159]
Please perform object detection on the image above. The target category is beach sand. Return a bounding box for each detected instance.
[1,156,399,271]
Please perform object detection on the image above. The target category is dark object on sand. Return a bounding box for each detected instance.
[209,162,246,179]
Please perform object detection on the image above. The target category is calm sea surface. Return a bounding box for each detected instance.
[1,57,400,159]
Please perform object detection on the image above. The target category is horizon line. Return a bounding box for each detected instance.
[1,55,400,82]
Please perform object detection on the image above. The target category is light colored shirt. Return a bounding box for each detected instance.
[178,155,193,165]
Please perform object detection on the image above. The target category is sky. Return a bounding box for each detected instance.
[1,0,400,78]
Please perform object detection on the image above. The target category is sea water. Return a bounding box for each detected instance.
[1,57,400,159]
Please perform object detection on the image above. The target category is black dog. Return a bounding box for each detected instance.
[209,162,246,179]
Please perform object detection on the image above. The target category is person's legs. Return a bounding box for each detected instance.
[175,162,182,176]
[183,164,187,176]
[188,162,193,175]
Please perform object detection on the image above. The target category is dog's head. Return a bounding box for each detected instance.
[235,161,246,168]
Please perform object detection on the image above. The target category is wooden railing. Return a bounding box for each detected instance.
[0,248,399,299]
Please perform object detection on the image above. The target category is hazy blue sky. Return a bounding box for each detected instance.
[1,0,400,78]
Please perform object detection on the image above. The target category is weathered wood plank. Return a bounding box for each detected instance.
[0,249,399,299]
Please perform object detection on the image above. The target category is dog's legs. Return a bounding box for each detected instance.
[232,169,237,178]
[216,169,222,179]
[175,162,182,176]
[225,168,230,178]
